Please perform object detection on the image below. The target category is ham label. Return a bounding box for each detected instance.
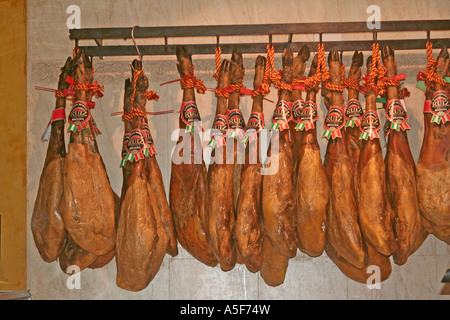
[385,99,410,132]
[430,90,450,124]
[344,99,363,128]
[271,100,292,131]
[68,101,91,132]
[359,110,381,140]
[180,101,202,133]
[323,106,344,139]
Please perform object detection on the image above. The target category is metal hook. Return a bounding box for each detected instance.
[269,34,272,46]
[216,35,220,48]
[164,35,168,54]
[426,30,431,42]
[319,33,323,44]
[373,31,377,42]
[131,25,143,63]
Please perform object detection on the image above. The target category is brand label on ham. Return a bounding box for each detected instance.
[123,129,149,163]
[430,90,450,124]
[271,100,292,131]
[385,99,410,133]
[67,101,91,133]
[208,114,228,148]
[359,110,381,140]
[180,101,202,134]
[227,109,246,140]
[243,112,264,144]
[323,106,344,139]
[295,100,318,131]
[291,100,305,123]
[344,99,363,127]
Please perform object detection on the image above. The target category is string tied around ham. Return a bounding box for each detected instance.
[65,76,105,98]
[416,41,448,94]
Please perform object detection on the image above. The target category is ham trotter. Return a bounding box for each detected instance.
[382,44,422,265]
[344,51,364,203]
[227,49,247,212]
[58,51,116,256]
[358,48,396,256]
[235,55,266,273]
[206,59,237,271]
[32,57,73,263]
[290,44,311,174]
[416,45,450,244]
[262,47,298,258]
[116,60,162,291]
[294,53,329,257]
[169,46,218,267]
[323,50,366,268]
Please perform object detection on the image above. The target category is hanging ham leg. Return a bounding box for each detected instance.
[345,51,364,203]
[323,50,366,268]
[262,47,298,258]
[358,54,396,256]
[58,51,116,256]
[416,47,450,244]
[115,61,160,291]
[31,57,73,262]
[294,54,329,257]
[206,59,237,271]
[169,46,218,266]
[382,45,422,265]
[235,55,266,273]
[228,49,246,212]
[290,44,310,174]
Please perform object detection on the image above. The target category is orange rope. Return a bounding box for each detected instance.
[213,46,222,81]
[180,71,207,94]
[215,88,230,98]
[145,90,159,101]
[417,41,446,93]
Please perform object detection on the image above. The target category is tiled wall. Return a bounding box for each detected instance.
[26,0,449,299]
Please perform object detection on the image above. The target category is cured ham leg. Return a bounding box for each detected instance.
[416,47,450,244]
[262,47,298,258]
[323,50,366,268]
[169,46,217,266]
[206,59,236,271]
[116,61,160,291]
[290,44,310,174]
[358,52,396,256]
[294,54,329,257]
[382,45,422,265]
[235,55,266,273]
[227,49,246,211]
[345,51,364,203]
[59,51,116,256]
[31,57,73,262]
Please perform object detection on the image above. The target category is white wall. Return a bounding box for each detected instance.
[27,0,449,299]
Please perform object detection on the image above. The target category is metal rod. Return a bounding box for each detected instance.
[69,20,450,40]
[78,38,450,57]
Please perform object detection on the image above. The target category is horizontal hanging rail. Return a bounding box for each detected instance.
[69,20,450,57]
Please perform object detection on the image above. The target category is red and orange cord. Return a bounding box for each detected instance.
[417,41,446,93]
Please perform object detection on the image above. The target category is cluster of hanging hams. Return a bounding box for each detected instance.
[31,40,449,291]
